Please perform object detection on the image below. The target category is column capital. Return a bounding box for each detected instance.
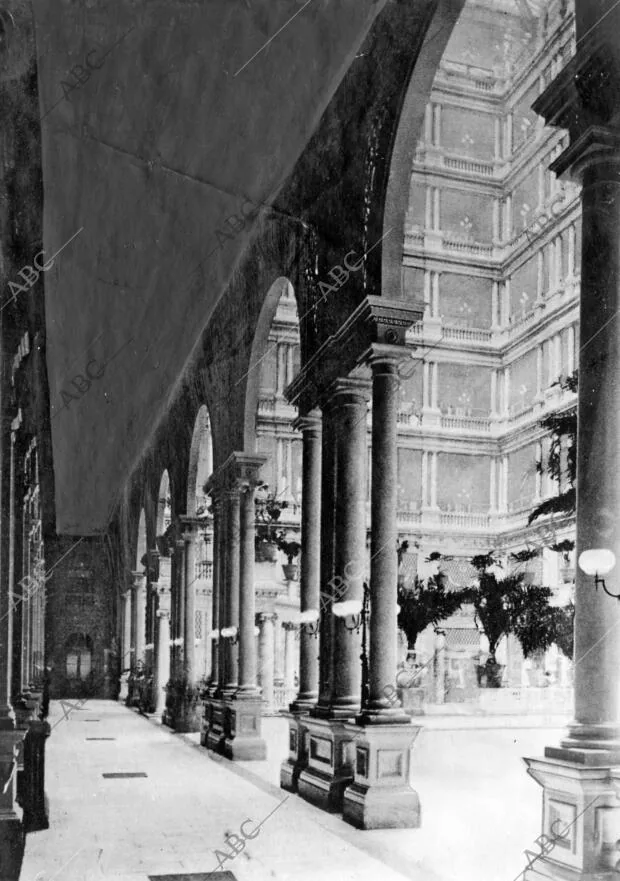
[286,296,423,412]
[533,28,620,182]
[292,409,322,434]
[213,452,268,496]
[324,375,372,409]
[282,621,298,632]
[255,612,277,625]
[130,571,146,590]
[365,343,410,372]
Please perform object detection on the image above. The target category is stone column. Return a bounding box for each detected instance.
[154,558,172,717]
[316,401,338,712]
[132,572,147,666]
[330,377,370,716]
[182,523,197,683]
[174,538,185,679]
[257,613,276,712]
[223,488,241,694]
[210,499,222,689]
[217,497,229,692]
[283,622,297,692]
[274,617,284,687]
[363,349,410,723]
[524,29,620,881]
[121,586,132,672]
[237,467,264,695]
[291,411,321,709]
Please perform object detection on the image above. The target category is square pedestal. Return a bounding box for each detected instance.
[223,697,267,761]
[203,697,227,754]
[297,717,357,813]
[342,722,421,829]
[280,711,311,793]
[524,754,620,879]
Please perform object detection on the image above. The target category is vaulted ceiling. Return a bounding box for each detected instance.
[30,0,454,534]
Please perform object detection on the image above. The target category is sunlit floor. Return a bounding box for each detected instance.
[19,700,569,881]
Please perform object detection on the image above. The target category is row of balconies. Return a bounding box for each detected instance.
[404,221,580,272]
[260,379,574,438]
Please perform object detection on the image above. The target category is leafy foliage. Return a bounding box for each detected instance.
[529,371,577,525]
[467,555,564,660]
[255,491,288,542]
[552,602,575,659]
[512,585,563,658]
[275,535,301,563]
[397,576,468,650]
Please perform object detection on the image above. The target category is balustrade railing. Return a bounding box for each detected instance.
[440,414,491,432]
[440,510,491,529]
[194,559,213,581]
[442,325,492,344]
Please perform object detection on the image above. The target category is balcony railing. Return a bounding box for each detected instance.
[440,414,491,433]
[194,559,213,581]
[442,235,494,258]
[442,325,493,344]
[440,510,491,529]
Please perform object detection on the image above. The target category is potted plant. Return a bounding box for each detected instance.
[165,674,206,732]
[397,557,469,712]
[276,534,301,581]
[255,488,288,563]
[467,553,561,687]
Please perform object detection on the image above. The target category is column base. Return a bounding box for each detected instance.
[0,817,24,880]
[297,717,356,813]
[203,697,227,754]
[223,697,267,761]
[524,754,620,879]
[280,710,311,793]
[341,721,421,829]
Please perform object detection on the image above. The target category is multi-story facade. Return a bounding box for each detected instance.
[249,0,579,697]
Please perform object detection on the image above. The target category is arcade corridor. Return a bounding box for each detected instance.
[19,700,566,881]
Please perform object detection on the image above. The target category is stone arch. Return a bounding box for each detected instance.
[136,508,147,570]
[186,404,214,515]
[243,276,298,452]
[381,0,464,300]
[156,469,171,538]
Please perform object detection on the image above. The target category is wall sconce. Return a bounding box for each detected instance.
[220,626,238,644]
[332,599,363,632]
[579,548,618,598]
[209,629,220,641]
[298,609,319,637]
[254,626,260,637]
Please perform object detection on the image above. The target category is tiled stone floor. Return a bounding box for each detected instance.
[19,701,569,881]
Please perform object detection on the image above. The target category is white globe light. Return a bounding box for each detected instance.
[333,599,363,618]
[299,609,320,624]
[579,548,616,577]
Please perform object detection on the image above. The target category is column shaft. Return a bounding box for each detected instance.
[122,588,132,671]
[211,502,221,686]
[133,573,147,665]
[217,501,229,690]
[316,404,338,711]
[238,485,259,693]
[257,614,276,711]
[224,491,241,691]
[331,379,369,714]
[183,529,197,683]
[293,412,321,708]
[564,157,620,752]
[365,352,409,721]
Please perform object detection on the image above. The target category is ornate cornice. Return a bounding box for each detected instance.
[533,23,620,181]
[286,296,423,412]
